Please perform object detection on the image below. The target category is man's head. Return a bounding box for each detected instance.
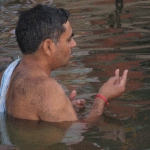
[15,4,70,54]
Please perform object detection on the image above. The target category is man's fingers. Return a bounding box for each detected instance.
[76,99,86,105]
[107,69,120,85]
[120,70,128,85]
[107,69,128,86]
[69,90,86,108]
[107,76,118,85]
[73,99,86,108]
[69,90,76,101]
[115,69,120,85]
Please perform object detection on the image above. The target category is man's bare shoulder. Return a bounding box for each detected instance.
[31,76,78,122]
[6,66,77,122]
[36,76,70,107]
[10,70,63,101]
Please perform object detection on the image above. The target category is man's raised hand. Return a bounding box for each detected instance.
[98,69,128,100]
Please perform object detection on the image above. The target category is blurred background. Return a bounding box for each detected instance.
[0,0,150,149]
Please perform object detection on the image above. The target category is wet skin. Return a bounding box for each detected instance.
[2,21,128,123]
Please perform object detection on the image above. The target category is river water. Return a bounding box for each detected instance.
[0,0,150,150]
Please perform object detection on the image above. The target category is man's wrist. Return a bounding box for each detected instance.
[95,94,109,105]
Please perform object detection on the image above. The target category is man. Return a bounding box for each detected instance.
[0,4,128,123]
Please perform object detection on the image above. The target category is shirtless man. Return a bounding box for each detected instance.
[0,4,128,123]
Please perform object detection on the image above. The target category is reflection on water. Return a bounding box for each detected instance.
[1,111,150,150]
[0,0,150,149]
[108,0,123,28]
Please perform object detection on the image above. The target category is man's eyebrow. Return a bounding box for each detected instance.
[68,33,74,41]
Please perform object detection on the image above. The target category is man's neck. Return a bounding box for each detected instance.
[21,54,52,76]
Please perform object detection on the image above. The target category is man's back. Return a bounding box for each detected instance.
[6,61,45,120]
[6,61,78,122]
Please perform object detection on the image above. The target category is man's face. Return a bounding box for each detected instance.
[53,21,76,68]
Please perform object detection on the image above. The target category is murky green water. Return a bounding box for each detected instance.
[0,0,150,149]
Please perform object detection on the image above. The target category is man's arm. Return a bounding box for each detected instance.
[38,78,78,122]
[89,69,128,117]
[38,69,128,123]
[81,69,128,124]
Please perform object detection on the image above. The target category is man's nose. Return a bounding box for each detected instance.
[71,39,77,48]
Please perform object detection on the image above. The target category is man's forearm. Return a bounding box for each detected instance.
[88,97,105,118]
[79,98,105,124]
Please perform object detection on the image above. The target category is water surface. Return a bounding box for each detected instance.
[0,0,150,149]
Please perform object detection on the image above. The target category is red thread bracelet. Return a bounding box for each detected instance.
[95,94,109,105]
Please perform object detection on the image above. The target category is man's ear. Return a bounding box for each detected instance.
[42,39,55,56]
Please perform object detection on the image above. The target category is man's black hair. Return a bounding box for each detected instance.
[15,4,70,54]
